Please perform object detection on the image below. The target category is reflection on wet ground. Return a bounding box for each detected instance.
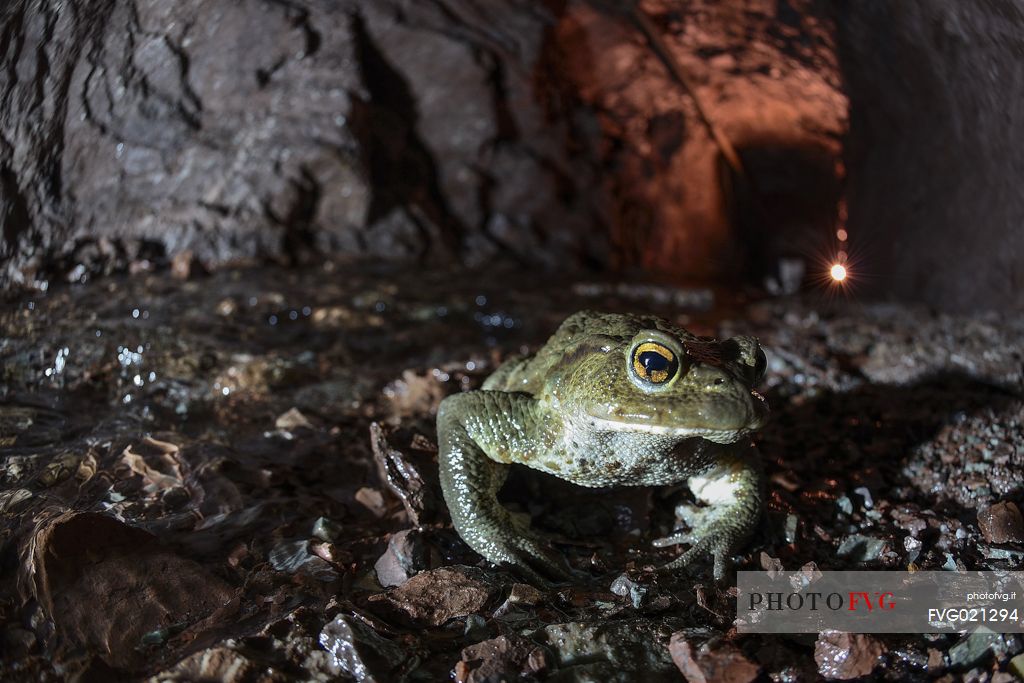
[1,262,1023,680]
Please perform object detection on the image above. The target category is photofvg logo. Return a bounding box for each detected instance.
[737,571,1023,634]
[748,588,896,613]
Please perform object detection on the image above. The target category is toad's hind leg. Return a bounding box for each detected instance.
[437,391,572,585]
[655,442,764,581]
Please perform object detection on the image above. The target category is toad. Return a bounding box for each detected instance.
[437,311,768,583]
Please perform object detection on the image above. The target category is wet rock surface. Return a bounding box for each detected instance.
[814,631,887,680]
[1,262,1023,680]
[1,0,609,289]
[456,633,549,683]
[377,566,495,627]
[669,632,761,683]
[979,502,1024,546]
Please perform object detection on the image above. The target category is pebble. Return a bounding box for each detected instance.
[670,633,761,683]
[373,529,428,588]
[978,502,1024,544]
[814,631,886,680]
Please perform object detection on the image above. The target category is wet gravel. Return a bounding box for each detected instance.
[1,262,1023,681]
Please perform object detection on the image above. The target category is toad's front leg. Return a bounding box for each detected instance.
[437,391,572,585]
[655,442,765,581]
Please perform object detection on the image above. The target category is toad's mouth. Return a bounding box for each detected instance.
[586,389,769,443]
[585,419,757,443]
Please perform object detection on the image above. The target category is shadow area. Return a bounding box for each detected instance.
[755,371,1022,568]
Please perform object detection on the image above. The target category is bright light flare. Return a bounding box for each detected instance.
[830,263,848,282]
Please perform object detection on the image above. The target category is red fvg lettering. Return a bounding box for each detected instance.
[847,591,896,611]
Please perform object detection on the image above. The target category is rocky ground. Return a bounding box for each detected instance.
[1,262,1023,681]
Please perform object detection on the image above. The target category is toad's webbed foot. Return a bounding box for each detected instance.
[477,516,575,586]
[656,512,743,582]
[655,444,764,582]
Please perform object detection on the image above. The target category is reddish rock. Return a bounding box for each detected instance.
[814,631,887,680]
[384,566,494,626]
[978,502,1024,544]
[456,634,548,683]
[669,633,760,683]
[31,512,237,670]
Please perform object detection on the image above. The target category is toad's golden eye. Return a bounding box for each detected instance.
[631,342,679,384]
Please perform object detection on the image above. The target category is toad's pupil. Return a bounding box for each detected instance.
[639,351,670,373]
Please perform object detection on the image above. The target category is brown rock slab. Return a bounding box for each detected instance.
[669,633,761,683]
[814,631,887,680]
[456,634,549,683]
[383,566,494,626]
[978,502,1024,544]
[30,511,236,671]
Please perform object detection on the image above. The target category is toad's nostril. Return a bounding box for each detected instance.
[714,377,725,385]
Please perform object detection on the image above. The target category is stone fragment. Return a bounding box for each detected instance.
[31,512,236,670]
[312,516,343,542]
[1010,652,1024,678]
[836,534,887,563]
[369,422,440,524]
[354,487,388,518]
[978,502,1024,544]
[373,529,428,588]
[456,634,549,683]
[948,629,1017,670]
[319,614,406,682]
[814,631,886,680]
[491,582,545,621]
[759,552,784,576]
[383,566,493,626]
[610,573,648,608]
[268,540,339,582]
[534,619,678,676]
[669,633,761,683]
[275,407,313,431]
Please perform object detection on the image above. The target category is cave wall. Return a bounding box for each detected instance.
[1,0,1022,312]
[836,0,1024,312]
[0,0,849,290]
[0,0,609,287]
